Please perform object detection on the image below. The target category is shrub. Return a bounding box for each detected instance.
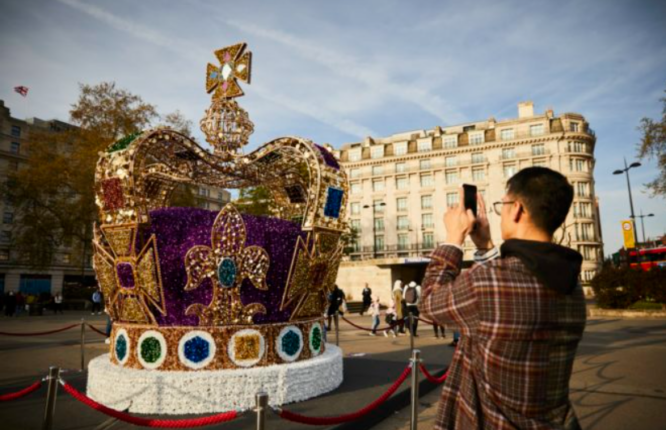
[591,265,666,309]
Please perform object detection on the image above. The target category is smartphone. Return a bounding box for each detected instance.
[462,184,477,217]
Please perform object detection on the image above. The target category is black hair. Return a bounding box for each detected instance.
[506,167,574,235]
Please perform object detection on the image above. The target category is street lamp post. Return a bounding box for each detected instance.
[636,210,654,245]
[363,202,386,258]
[613,158,641,246]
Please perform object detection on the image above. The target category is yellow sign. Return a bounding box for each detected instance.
[621,220,635,249]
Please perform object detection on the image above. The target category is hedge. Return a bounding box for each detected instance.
[591,265,666,309]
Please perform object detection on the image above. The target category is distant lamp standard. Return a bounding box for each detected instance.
[636,210,654,245]
[363,202,386,257]
[613,158,641,246]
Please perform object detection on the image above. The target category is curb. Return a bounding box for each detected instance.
[588,308,666,319]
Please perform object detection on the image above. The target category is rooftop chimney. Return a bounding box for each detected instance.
[518,101,534,118]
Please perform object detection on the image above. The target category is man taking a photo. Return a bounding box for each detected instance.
[422,167,586,429]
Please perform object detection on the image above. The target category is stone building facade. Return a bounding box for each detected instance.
[334,102,602,303]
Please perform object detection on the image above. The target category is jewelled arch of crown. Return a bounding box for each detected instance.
[92,42,348,330]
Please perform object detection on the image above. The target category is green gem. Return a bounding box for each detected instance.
[140,337,162,363]
[108,132,141,153]
[311,326,322,351]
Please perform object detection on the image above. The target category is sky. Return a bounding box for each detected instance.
[0,0,665,256]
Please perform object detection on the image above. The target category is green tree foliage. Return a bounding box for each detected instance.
[591,265,666,309]
[237,187,272,216]
[6,82,193,269]
[637,88,666,197]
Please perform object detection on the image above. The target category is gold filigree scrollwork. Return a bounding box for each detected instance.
[184,204,269,325]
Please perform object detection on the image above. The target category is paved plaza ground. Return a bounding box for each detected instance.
[0,311,665,429]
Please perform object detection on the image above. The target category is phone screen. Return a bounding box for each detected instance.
[463,184,477,217]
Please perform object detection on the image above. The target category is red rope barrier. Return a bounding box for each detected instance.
[60,381,239,428]
[86,324,108,336]
[418,363,449,384]
[278,364,412,425]
[0,323,80,337]
[417,317,437,326]
[0,380,42,401]
[340,316,402,332]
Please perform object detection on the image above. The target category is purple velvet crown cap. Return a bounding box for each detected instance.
[146,207,304,326]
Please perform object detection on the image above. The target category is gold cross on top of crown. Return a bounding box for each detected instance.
[206,43,252,100]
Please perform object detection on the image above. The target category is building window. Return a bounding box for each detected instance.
[350,219,361,232]
[218,191,228,201]
[372,165,383,176]
[469,132,485,145]
[395,162,406,173]
[533,159,547,167]
[394,142,408,156]
[471,153,484,164]
[420,173,433,188]
[0,231,11,243]
[445,170,458,185]
[443,135,458,148]
[502,148,515,159]
[570,122,580,132]
[374,235,385,251]
[349,149,362,162]
[581,223,594,241]
[397,197,408,212]
[374,218,385,232]
[372,179,385,192]
[423,232,435,249]
[396,176,408,190]
[0,250,9,261]
[570,158,587,172]
[371,145,384,159]
[62,254,71,264]
[397,216,409,231]
[350,182,361,194]
[472,168,485,181]
[350,168,361,179]
[422,213,434,228]
[503,164,517,178]
[10,142,20,154]
[421,195,432,210]
[500,129,514,140]
[11,126,21,137]
[398,234,409,250]
[350,202,360,215]
[373,199,385,213]
[446,192,459,208]
[417,139,432,152]
[199,187,210,197]
[530,123,545,136]
[532,144,545,156]
[569,141,586,153]
[9,161,19,171]
[580,202,591,217]
[420,159,431,170]
[576,182,590,197]
[3,212,13,224]
[445,156,457,167]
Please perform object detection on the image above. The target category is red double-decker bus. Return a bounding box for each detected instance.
[628,246,666,271]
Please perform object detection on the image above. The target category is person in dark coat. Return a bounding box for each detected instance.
[326,284,345,331]
[360,283,372,315]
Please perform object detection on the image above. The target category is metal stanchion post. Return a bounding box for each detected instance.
[334,311,340,346]
[409,313,414,352]
[255,392,268,430]
[80,318,86,371]
[410,349,421,430]
[42,366,60,430]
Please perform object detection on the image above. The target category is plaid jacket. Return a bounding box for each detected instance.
[422,245,586,430]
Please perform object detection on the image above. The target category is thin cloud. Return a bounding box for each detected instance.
[56,0,376,139]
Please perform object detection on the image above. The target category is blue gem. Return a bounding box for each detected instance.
[281,330,301,356]
[209,71,218,79]
[115,335,127,361]
[184,336,210,363]
[324,187,344,218]
[218,258,237,288]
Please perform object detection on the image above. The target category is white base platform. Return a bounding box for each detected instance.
[86,344,344,414]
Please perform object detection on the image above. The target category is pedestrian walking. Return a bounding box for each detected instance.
[403,281,421,337]
[326,284,345,330]
[392,280,405,334]
[5,292,16,317]
[15,292,25,317]
[53,292,64,315]
[91,288,103,315]
[422,169,586,429]
[361,283,372,315]
[433,322,445,338]
[368,296,381,335]
[383,299,398,337]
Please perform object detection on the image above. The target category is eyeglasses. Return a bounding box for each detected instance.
[492,201,516,216]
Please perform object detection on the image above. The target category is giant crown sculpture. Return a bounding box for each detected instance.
[88,43,347,414]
